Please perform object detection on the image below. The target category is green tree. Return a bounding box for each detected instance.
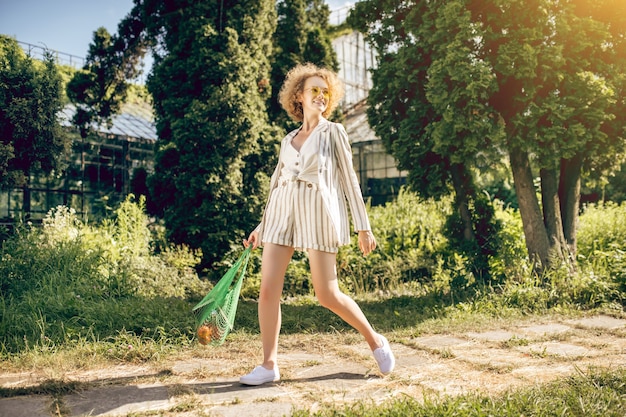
[350,0,625,272]
[0,35,70,218]
[303,0,338,71]
[127,0,279,269]
[269,0,339,130]
[66,24,145,138]
[349,1,502,281]
[268,0,307,129]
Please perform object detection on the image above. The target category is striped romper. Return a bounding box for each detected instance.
[260,125,340,253]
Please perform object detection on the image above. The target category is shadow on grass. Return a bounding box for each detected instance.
[1,284,482,354]
[234,288,476,335]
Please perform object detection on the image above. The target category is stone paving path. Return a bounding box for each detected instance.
[1,314,625,417]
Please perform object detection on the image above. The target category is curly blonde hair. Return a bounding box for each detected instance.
[278,63,344,122]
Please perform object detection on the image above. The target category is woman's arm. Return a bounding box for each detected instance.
[332,123,371,233]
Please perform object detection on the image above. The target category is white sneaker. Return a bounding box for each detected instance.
[373,334,395,375]
[239,365,280,385]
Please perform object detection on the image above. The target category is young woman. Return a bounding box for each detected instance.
[240,63,395,386]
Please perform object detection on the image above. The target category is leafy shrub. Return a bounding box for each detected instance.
[444,192,502,285]
[0,197,207,354]
[578,202,626,256]
[337,189,450,294]
[225,190,625,312]
[488,201,529,282]
[578,202,626,296]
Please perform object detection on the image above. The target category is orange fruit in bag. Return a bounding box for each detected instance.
[197,324,213,345]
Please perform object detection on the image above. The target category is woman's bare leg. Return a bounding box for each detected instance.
[308,249,382,350]
[258,243,294,369]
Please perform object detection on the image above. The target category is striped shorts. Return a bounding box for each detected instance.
[261,178,339,253]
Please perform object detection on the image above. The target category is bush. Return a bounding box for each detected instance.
[488,201,529,282]
[578,202,626,256]
[235,191,624,307]
[0,197,208,354]
[444,192,502,285]
[578,202,626,296]
[337,189,450,294]
[5,189,624,358]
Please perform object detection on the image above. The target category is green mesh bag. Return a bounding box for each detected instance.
[192,246,252,346]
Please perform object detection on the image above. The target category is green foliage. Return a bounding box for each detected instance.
[338,189,450,294]
[235,190,625,310]
[487,202,528,280]
[66,26,143,138]
[224,189,451,298]
[349,0,626,271]
[444,192,503,284]
[269,0,339,130]
[0,35,70,188]
[1,189,624,361]
[577,202,626,293]
[0,197,207,354]
[578,202,626,256]
[497,266,614,313]
[143,0,280,269]
[349,2,503,278]
[54,64,76,104]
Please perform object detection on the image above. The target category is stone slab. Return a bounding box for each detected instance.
[412,335,470,350]
[518,323,572,337]
[195,380,287,405]
[465,330,521,342]
[567,316,626,330]
[511,364,574,383]
[0,396,51,417]
[206,401,294,417]
[392,345,434,369]
[65,384,172,417]
[451,347,534,370]
[519,342,592,358]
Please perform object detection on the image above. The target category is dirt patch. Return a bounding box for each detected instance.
[1,315,625,417]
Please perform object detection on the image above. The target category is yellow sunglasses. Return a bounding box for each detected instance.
[305,86,330,100]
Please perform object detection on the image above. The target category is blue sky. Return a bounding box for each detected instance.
[0,0,136,58]
[0,0,355,61]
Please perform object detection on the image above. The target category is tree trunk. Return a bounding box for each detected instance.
[449,162,475,243]
[559,155,583,261]
[540,167,571,268]
[509,147,551,270]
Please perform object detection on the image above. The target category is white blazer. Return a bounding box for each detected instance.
[257,117,371,246]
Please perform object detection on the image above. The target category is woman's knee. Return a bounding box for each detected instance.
[316,288,343,310]
[259,279,283,303]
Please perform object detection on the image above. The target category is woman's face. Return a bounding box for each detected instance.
[300,76,330,116]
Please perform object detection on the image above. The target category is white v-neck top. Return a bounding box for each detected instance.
[279,126,321,184]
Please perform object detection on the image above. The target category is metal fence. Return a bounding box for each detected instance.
[17,40,85,68]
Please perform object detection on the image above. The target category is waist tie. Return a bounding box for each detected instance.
[280,175,319,190]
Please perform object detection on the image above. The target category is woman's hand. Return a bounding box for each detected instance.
[243,230,259,250]
[358,230,377,256]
